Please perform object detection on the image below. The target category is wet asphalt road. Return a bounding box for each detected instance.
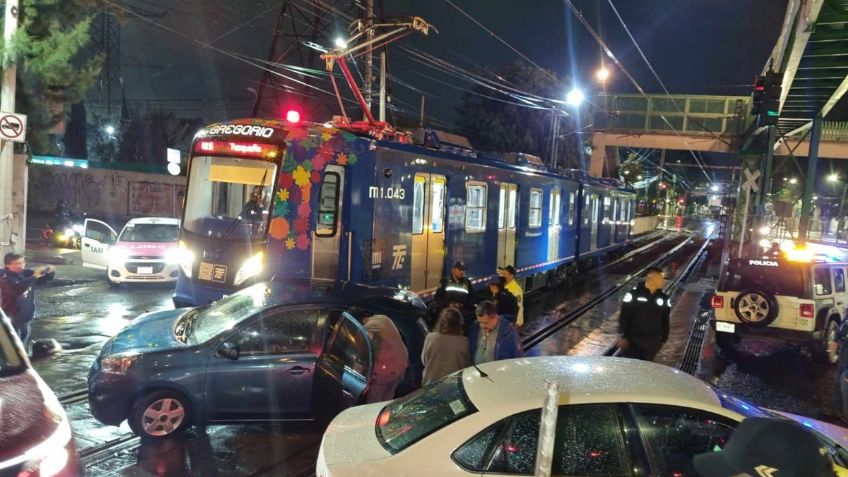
[21,221,846,476]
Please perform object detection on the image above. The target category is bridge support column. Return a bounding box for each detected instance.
[588,137,616,177]
[799,114,823,245]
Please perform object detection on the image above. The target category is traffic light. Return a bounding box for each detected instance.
[751,71,782,127]
[751,76,764,116]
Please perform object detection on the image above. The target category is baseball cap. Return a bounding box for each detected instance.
[498,265,516,275]
[693,417,834,477]
[452,260,466,270]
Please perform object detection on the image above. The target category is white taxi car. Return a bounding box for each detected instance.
[316,356,848,477]
[81,217,181,285]
[711,257,848,363]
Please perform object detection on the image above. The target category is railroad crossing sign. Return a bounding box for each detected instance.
[742,169,760,193]
[0,111,26,143]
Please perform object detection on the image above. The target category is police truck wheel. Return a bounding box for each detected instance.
[816,318,840,365]
[129,390,192,439]
[732,290,778,327]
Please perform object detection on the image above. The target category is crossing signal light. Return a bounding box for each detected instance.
[751,71,782,127]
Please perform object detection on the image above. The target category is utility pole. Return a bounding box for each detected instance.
[0,0,19,255]
[379,50,386,122]
[252,1,287,117]
[419,95,425,128]
[363,0,374,120]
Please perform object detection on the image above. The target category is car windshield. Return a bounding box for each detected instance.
[183,155,276,241]
[187,283,270,344]
[719,259,808,297]
[119,223,179,243]
[0,319,26,377]
[376,374,477,454]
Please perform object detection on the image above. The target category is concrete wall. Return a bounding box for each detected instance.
[27,163,186,219]
[632,215,659,236]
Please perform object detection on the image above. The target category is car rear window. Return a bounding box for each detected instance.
[376,374,476,453]
[719,260,808,298]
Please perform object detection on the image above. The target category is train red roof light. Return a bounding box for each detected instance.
[286,109,301,124]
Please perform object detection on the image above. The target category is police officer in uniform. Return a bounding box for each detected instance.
[431,260,476,327]
[618,267,671,361]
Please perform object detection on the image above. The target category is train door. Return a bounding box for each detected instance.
[590,193,600,251]
[497,183,518,268]
[312,165,345,279]
[547,188,561,261]
[611,197,619,244]
[411,174,447,290]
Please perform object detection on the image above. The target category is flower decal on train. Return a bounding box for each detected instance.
[269,124,369,275]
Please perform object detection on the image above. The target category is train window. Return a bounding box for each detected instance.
[498,186,506,229]
[466,182,488,233]
[413,176,425,235]
[602,196,611,224]
[549,189,561,226]
[529,189,543,228]
[612,198,618,224]
[508,187,517,229]
[592,195,599,224]
[316,172,340,237]
[432,176,446,233]
[583,192,591,226]
[568,192,575,226]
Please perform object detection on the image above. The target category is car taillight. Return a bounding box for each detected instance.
[800,303,815,318]
[711,295,724,308]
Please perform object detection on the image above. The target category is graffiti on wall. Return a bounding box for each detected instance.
[28,165,186,218]
[128,182,186,217]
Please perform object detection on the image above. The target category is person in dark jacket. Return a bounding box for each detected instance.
[421,308,469,385]
[0,253,55,345]
[432,260,476,325]
[362,314,409,403]
[469,300,522,364]
[618,267,670,361]
[488,277,518,324]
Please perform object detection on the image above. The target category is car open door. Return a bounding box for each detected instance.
[312,311,372,422]
[81,218,117,270]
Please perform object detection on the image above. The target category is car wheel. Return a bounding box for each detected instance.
[733,290,778,327]
[817,318,840,365]
[129,390,192,439]
[105,271,120,288]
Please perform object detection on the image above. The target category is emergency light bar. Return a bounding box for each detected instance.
[194,140,280,160]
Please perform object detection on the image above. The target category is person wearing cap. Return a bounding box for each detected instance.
[469,300,522,365]
[693,417,836,477]
[488,277,518,324]
[433,260,476,321]
[618,266,670,361]
[498,265,524,327]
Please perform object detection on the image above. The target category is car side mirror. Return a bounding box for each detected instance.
[217,342,240,360]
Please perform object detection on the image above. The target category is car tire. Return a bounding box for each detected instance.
[733,290,778,327]
[106,272,120,288]
[816,318,840,365]
[128,390,192,439]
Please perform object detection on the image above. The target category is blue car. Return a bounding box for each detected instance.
[88,279,427,439]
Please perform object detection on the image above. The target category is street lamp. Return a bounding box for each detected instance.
[333,38,347,49]
[789,177,798,185]
[710,184,720,192]
[104,125,115,135]
[595,67,610,82]
[828,173,839,183]
[566,88,584,107]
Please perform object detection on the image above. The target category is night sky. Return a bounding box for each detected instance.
[116,0,788,125]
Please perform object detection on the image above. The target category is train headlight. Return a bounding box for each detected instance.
[234,252,264,287]
[177,241,195,278]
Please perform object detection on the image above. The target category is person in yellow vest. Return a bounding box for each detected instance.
[498,265,524,328]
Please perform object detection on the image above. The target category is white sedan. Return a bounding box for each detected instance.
[317,356,848,477]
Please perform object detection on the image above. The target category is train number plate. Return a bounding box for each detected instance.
[137,266,153,274]
[715,321,735,333]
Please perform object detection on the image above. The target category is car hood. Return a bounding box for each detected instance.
[101,308,191,356]
[320,402,391,469]
[771,409,848,449]
[0,370,66,463]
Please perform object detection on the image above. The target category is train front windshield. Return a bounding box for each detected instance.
[184,156,276,241]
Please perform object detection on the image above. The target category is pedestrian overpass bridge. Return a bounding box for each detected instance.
[590,0,848,176]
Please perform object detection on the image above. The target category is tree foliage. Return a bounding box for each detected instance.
[3,0,102,154]
[456,61,584,170]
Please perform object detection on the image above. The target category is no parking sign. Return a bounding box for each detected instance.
[0,111,26,143]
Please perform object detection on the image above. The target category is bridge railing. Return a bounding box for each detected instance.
[593,93,752,136]
[822,121,848,142]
